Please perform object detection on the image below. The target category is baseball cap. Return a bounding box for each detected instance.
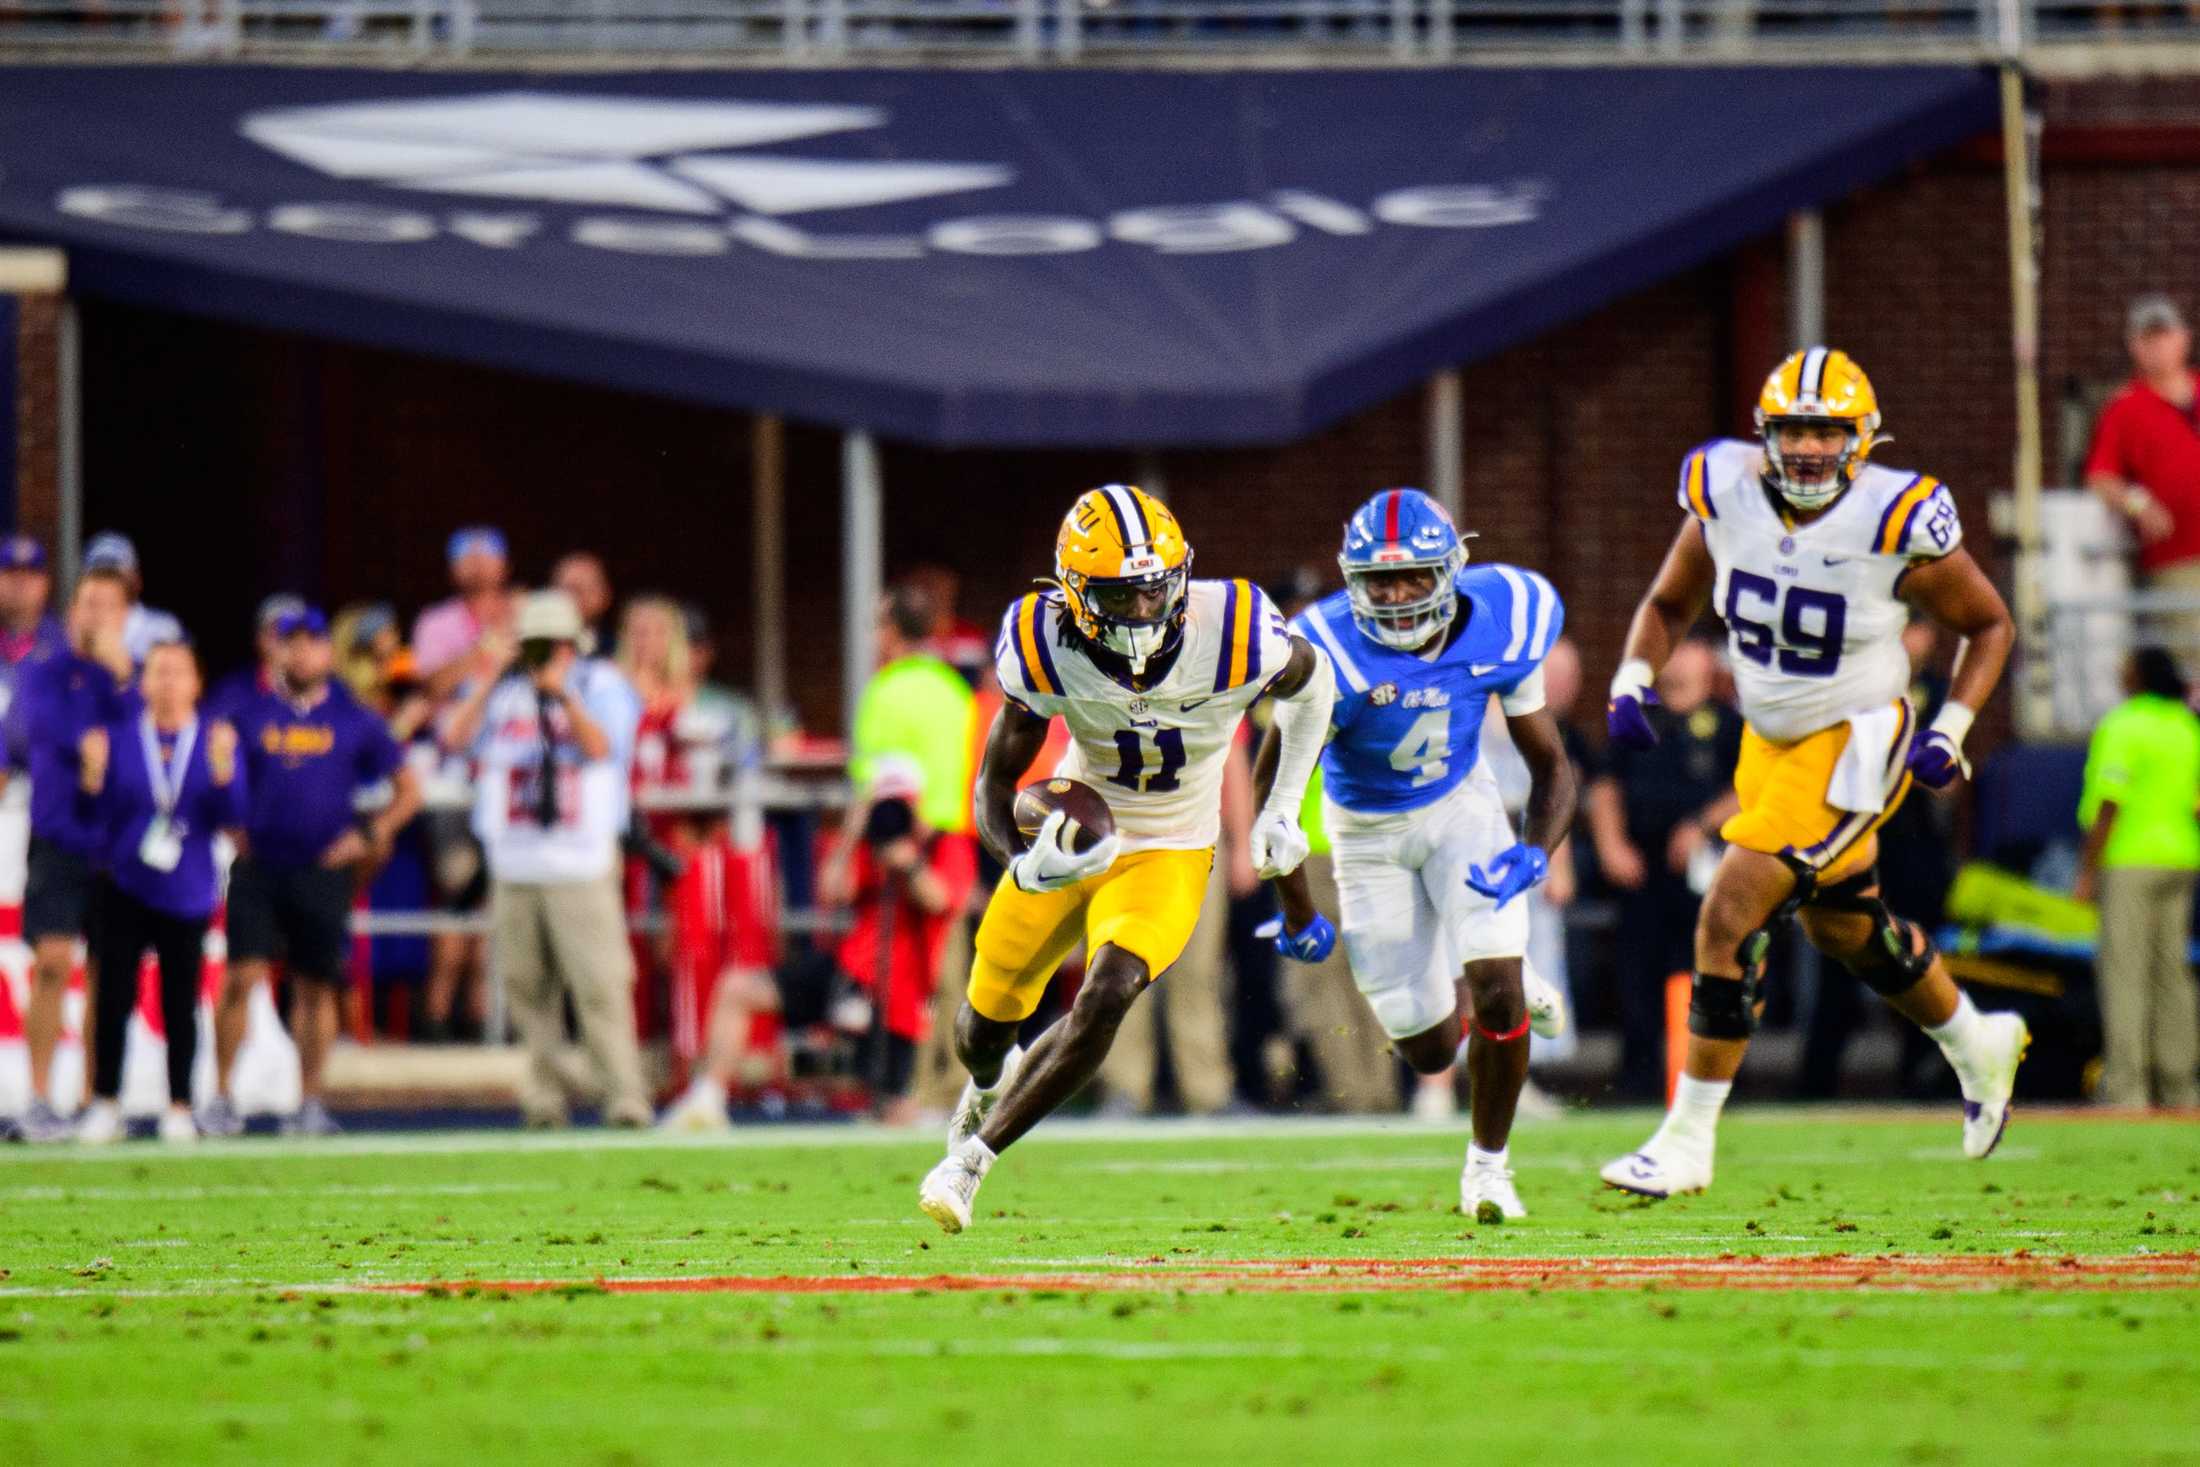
[866,754,926,804]
[0,534,46,572]
[256,592,307,630]
[274,606,330,639]
[83,531,138,575]
[447,526,508,565]
[2129,293,2186,337]
[515,589,583,643]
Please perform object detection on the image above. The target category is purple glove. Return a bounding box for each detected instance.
[1254,912,1338,963]
[1465,843,1550,910]
[1607,689,1660,750]
[1906,729,1966,789]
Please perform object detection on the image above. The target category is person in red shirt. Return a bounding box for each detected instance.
[2087,294,2200,654]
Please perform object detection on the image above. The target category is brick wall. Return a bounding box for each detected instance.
[54,76,2200,733]
[9,291,59,546]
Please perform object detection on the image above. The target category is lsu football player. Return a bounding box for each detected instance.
[1257,488,1577,1223]
[918,485,1334,1232]
[1600,349,2027,1199]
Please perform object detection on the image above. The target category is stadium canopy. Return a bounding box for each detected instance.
[0,64,1997,451]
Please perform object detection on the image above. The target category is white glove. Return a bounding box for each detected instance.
[1249,809,1311,880]
[1010,809,1122,894]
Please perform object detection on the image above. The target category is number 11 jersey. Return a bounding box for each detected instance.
[1681,438,1963,744]
[994,580,1294,853]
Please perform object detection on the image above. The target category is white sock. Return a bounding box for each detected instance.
[1926,991,1985,1059]
[1467,1142,1509,1170]
[954,1137,997,1176]
[1658,1075,1732,1152]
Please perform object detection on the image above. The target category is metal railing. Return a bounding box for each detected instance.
[2038,591,2200,738]
[0,0,2188,60]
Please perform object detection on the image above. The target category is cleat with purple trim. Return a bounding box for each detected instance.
[1600,1143,1712,1199]
[1958,1011,2029,1160]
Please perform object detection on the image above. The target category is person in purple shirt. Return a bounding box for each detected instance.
[72,641,246,1145]
[205,592,306,725]
[0,534,65,734]
[7,566,133,1142]
[208,607,421,1138]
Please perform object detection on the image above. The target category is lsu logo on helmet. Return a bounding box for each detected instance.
[1053,484,1193,675]
[1755,347,1883,512]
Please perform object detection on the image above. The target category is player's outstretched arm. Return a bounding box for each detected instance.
[973,699,1055,868]
[1505,705,1580,858]
[1898,547,2015,788]
[1250,638,1335,880]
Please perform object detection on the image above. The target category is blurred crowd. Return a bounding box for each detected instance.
[1,476,2194,1141]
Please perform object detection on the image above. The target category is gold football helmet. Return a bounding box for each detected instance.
[1052,484,1192,675]
[1755,347,1883,511]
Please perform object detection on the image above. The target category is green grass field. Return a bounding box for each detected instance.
[5,1109,2198,1465]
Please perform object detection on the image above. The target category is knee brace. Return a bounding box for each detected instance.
[1692,857,1814,1040]
[1687,970,1759,1039]
[1812,869,1936,998]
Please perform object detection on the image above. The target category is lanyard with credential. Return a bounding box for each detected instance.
[139,712,199,822]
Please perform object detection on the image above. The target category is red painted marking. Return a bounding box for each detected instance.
[373,1253,2200,1299]
[1383,489,1401,543]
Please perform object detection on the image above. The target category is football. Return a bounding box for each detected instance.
[1012,776,1116,855]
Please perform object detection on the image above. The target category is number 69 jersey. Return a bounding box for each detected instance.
[1681,438,1962,744]
[994,579,1294,853]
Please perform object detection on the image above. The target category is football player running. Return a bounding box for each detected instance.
[918,485,1334,1233]
[1601,349,2026,1199]
[1259,488,1578,1224]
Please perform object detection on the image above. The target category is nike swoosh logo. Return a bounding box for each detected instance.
[1822,556,1850,567]
[1178,697,1217,712]
[1470,663,1501,676]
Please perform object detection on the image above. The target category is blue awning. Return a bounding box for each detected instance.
[0,65,1996,447]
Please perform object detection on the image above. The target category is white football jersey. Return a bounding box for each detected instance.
[1680,438,1962,743]
[994,579,1293,852]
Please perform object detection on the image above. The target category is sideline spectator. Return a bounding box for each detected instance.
[446,590,648,1128]
[681,603,768,779]
[0,534,62,723]
[820,757,977,1122]
[208,593,305,721]
[208,607,422,1137]
[7,567,132,1141]
[332,602,432,741]
[2076,647,2200,1109]
[902,564,991,686]
[2086,295,2200,658]
[82,532,183,667]
[553,551,615,654]
[851,583,976,839]
[1588,638,1742,1101]
[73,641,245,1145]
[413,526,514,701]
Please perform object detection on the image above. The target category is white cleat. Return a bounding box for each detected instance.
[157,1106,198,1145]
[917,1143,994,1234]
[1463,1158,1526,1223]
[1524,969,1567,1041]
[1600,1142,1713,1199]
[658,1080,732,1133]
[947,1045,1022,1150]
[74,1100,123,1146]
[1959,1011,2030,1160]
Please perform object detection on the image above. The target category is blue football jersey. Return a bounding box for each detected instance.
[1294,564,1564,814]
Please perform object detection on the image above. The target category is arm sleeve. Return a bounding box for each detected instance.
[1259,642,1335,820]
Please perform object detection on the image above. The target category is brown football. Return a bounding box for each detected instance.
[1013,777,1116,856]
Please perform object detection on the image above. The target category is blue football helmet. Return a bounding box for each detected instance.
[1339,488,1468,650]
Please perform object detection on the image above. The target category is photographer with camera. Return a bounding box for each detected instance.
[818,757,977,1122]
[444,589,648,1128]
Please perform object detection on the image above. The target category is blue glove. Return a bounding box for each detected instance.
[1607,689,1660,750]
[1253,912,1338,963]
[1465,843,1549,910]
[1906,729,1966,790]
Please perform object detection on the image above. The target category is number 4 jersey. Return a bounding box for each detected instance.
[1294,564,1563,814]
[1682,438,1962,744]
[995,579,1294,853]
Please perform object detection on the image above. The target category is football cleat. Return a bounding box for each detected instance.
[1599,1142,1713,1199]
[918,1143,995,1235]
[74,1100,124,1146]
[658,1079,732,1133]
[1463,1157,1526,1224]
[1524,967,1567,1041]
[1958,1011,2030,1160]
[947,1045,1022,1150]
